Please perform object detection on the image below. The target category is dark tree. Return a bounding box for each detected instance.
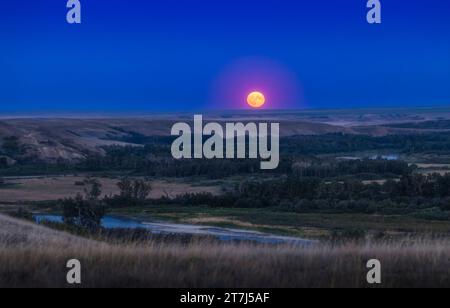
[2,136,22,156]
[62,194,106,231]
[83,177,102,200]
[116,177,152,206]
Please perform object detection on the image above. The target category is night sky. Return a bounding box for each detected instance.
[1,0,450,112]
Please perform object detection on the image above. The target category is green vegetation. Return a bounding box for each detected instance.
[2,129,450,239]
[60,177,153,231]
[108,177,153,207]
[1,136,24,157]
[123,173,450,225]
[110,204,450,238]
[61,178,106,231]
[61,196,105,231]
[3,132,450,176]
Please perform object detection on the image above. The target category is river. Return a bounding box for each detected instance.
[34,214,316,246]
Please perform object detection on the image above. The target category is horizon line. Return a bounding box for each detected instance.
[1,104,450,117]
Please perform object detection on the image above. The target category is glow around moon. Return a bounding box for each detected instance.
[247,92,266,108]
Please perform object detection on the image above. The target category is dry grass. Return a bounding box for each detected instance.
[0,176,220,202]
[0,215,449,288]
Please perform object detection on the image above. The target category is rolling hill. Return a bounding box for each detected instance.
[1,108,450,163]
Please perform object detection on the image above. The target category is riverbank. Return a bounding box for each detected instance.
[35,214,316,246]
[109,205,450,239]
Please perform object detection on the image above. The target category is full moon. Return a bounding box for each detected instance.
[247,91,266,108]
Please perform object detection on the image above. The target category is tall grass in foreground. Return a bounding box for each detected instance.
[0,215,449,288]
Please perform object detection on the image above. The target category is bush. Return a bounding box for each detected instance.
[9,208,34,221]
[2,136,23,156]
[62,194,106,231]
[107,178,152,207]
[83,178,102,200]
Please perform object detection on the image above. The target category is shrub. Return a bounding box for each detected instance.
[62,194,106,231]
[83,178,102,200]
[109,177,152,207]
[9,208,34,221]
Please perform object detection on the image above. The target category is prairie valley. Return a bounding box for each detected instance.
[2,108,450,227]
[1,108,450,287]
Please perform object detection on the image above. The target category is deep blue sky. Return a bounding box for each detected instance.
[1,0,450,111]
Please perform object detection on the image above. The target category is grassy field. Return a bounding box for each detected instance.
[0,176,221,202]
[1,214,449,288]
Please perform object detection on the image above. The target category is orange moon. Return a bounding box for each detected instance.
[247,91,266,108]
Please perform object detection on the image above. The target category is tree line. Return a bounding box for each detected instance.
[153,173,450,220]
[57,171,450,232]
[3,132,450,175]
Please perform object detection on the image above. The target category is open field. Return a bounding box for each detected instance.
[1,214,449,288]
[0,176,221,202]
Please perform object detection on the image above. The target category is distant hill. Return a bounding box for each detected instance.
[1,108,450,163]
